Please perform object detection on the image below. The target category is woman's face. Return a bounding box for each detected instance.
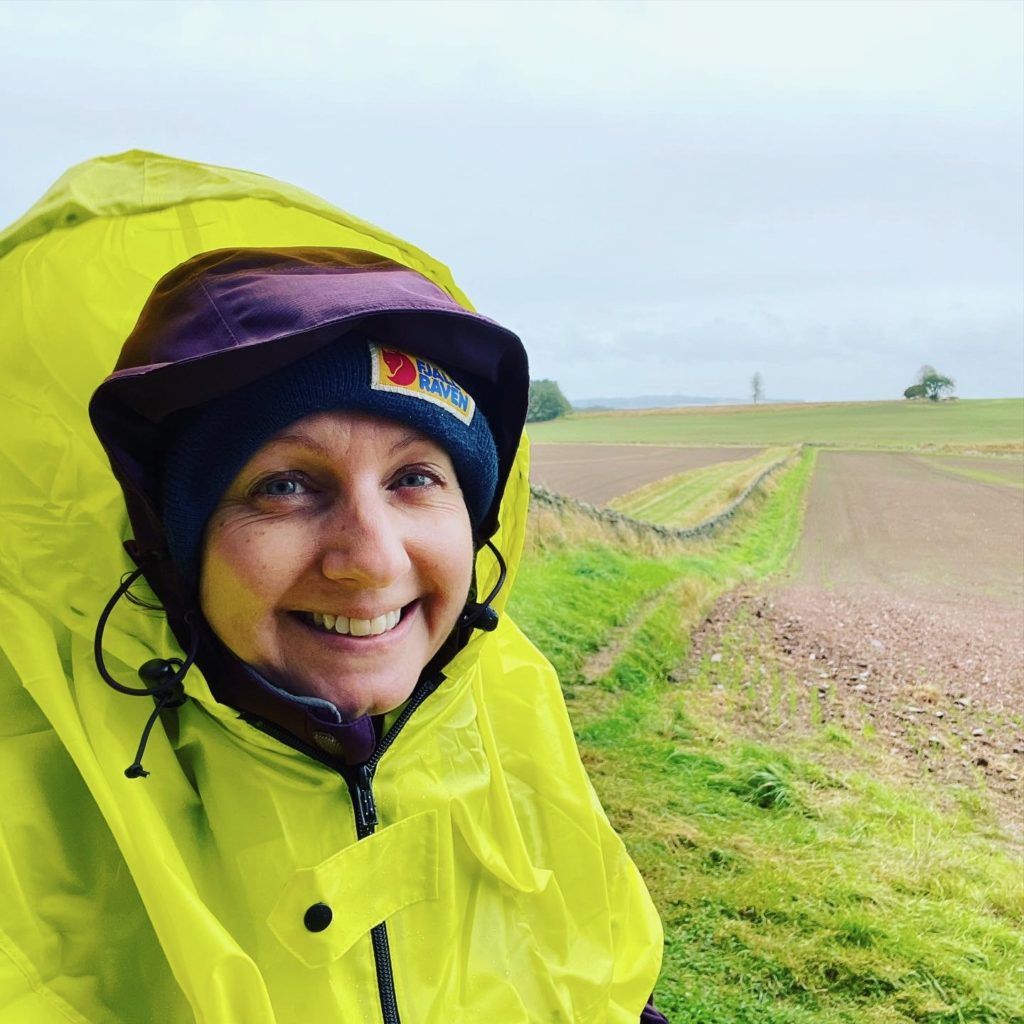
[199,410,475,719]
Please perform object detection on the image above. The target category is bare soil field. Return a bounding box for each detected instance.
[529,443,761,505]
[794,452,1023,604]
[691,452,1024,827]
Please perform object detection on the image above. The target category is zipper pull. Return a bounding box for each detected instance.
[354,764,378,831]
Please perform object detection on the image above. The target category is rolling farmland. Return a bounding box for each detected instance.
[518,406,1024,1022]
[527,396,1024,449]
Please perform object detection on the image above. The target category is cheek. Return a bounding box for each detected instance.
[431,523,476,619]
[199,525,292,648]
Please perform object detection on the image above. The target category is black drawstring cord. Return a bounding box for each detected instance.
[93,566,199,778]
[458,539,507,632]
[124,673,186,779]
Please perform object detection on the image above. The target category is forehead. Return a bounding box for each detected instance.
[253,410,449,462]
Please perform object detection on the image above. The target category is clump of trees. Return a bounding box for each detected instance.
[527,379,572,422]
[904,365,955,401]
[751,372,764,404]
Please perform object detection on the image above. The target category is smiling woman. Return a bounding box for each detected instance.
[1,153,667,1024]
[199,410,475,720]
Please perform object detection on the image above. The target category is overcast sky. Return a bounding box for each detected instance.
[1,0,1021,402]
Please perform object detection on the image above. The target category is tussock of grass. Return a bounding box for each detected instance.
[511,447,1024,1022]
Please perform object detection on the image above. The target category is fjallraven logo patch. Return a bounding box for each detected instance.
[370,344,475,425]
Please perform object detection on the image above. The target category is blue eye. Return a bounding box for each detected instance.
[395,471,434,489]
[256,476,307,497]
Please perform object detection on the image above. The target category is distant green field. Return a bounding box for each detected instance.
[527,398,1024,450]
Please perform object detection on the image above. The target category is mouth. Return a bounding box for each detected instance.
[296,606,407,638]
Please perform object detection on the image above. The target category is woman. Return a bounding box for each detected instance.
[1,155,667,1022]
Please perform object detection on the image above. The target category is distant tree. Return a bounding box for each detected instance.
[527,379,572,422]
[903,383,927,400]
[911,365,956,402]
[751,372,764,404]
[922,373,955,401]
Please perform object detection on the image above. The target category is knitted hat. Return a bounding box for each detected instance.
[160,337,497,582]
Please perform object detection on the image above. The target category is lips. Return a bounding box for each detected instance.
[302,608,403,637]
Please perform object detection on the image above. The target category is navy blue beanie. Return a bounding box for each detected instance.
[160,338,498,582]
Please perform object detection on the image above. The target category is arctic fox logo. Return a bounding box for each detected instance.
[381,349,417,386]
[368,343,475,425]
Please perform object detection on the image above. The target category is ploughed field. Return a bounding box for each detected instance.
[532,440,1024,817]
[690,450,1024,819]
[529,443,762,505]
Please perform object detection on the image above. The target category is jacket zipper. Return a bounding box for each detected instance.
[247,675,441,1024]
[347,677,441,1024]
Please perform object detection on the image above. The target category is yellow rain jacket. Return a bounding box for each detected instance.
[0,151,664,1023]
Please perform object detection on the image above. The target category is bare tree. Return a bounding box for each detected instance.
[751,372,764,404]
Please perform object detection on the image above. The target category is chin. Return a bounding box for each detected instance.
[303,676,419,720]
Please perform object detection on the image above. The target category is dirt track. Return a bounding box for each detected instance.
[691,451,1024,826]
[530,444,761,505]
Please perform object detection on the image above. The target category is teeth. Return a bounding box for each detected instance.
[307,609,402,637]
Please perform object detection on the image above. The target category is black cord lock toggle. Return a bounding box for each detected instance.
[458,539,506,633]
[93,566,199,780]
[138,658,186,692]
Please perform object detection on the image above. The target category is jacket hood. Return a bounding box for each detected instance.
[2,150,533,763]
[88,244,528,764]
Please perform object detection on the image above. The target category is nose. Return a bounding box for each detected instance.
[318,489,412,587]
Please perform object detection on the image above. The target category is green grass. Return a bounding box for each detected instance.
[510,448,1024,1023]
[913,455,1024,491]
[610,447,793,527]
[509,546,682,687]
[527,398,1024,451]
[587,685,1024,1023]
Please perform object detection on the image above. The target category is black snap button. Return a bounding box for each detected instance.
[304,902,333,932]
